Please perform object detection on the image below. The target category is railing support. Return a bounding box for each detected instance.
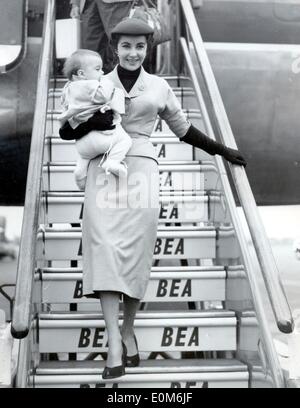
[11,0,55,339]
[179,0,293,335]
[180,36,286,388]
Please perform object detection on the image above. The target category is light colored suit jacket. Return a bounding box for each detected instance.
[105,66,191,162]
[59,78,124,128]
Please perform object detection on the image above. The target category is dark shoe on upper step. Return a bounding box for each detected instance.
[123,335,140,368]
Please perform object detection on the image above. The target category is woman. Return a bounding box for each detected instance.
[60,17,246,380]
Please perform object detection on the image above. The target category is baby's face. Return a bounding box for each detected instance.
[80,56,104,81]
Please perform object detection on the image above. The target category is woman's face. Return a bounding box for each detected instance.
[117,35,148,71]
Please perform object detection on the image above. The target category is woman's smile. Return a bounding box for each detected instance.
[117,35,148,71]
[126,59,140,67]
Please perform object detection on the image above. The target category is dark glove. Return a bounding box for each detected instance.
[59,110,115,141]
[222,146,247,167]
[87,110,115,131]
[181,125,247,167]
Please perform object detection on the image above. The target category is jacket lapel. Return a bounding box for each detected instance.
[127,67,149,98]
[106,66,151,98]
[106,66,127,95]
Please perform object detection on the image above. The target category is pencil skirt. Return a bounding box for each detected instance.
[82,155,160,300]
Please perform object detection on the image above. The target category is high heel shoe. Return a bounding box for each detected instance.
[102,342,127,380]
[123,335,140,367]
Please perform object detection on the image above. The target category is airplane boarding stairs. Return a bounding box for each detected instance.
[12,75,274,389]
[10,0,294,388]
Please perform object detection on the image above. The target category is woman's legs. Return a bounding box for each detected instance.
[121,294,140,356]
[99,291,123,367]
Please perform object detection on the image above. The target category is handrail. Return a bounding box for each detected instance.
[180,37,286,388]
[179,0,293,335]
[15,334,31,388]
[11,0,55,339]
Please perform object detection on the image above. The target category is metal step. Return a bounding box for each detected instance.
[44,135,212,163]
[163,76,193,88]
[50,76,193,90]
[30,358,249,388]
[48,87,199,111]
[37,310,237,353]
[38,265,228,304]
[46,110,205,137]
[36,225,240,261]
[42,161,220,192]
[41,191,230,224]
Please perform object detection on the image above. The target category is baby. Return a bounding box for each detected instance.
[58,49,132,190]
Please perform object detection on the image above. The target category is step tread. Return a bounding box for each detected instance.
[49,86,196,94]
[47,108,202,115]
[47,135,188,142]
[35,358,248,375]
[39,265,244,274]
[40,225,234,233]
[40,271,226,280]
[39,309,236,321]
[50,76,192,83]
[44,160,212,166]
[43,190,222,198]
[40,265,230,274]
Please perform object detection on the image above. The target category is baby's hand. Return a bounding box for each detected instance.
[70,5,80,18]
[100,105,111,114]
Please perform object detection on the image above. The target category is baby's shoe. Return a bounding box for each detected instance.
[74,167,87,190]
[102,160,128,178]
[75,175,87,191]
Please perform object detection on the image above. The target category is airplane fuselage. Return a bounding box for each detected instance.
[0,0,299,205]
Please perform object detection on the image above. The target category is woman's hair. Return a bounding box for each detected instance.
[110,33,154,52]
[63,49,102,80]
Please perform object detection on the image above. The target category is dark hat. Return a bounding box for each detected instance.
[111,16,154,37]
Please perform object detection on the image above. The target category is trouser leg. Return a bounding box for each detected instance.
[56,0,70,19]
[81,0,107,54]
[94,0,133,73]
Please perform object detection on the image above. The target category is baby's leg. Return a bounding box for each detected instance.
[76,130,113,159]
[74,157,90,190]
[74,130,113,190]
[101,125,132,178]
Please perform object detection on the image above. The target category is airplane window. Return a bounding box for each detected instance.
[0,45,22,67]
[0,0,26,72]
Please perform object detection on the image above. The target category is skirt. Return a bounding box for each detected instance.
[82,155,160,300]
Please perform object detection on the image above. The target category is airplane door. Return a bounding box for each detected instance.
[0,0,27,73]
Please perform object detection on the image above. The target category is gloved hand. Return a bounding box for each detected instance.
[223,147,247,167]
[87,110,115,131]
[59,110,115,141]
[181,125,247,167]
